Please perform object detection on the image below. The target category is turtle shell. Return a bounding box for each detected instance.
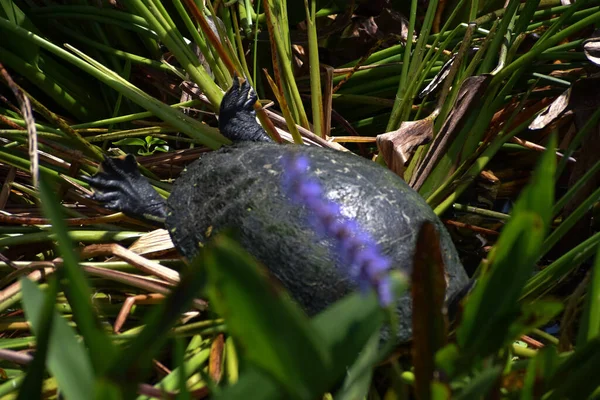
[167,141,468,342]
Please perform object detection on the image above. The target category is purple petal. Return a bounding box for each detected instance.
[376,278,393,307]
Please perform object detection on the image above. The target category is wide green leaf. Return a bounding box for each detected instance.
[18,277,58,400]
[21,278,94,400]
[520,346,559,400]
[546,338,600,399]
[204,234,331,399]
[456,135,556,362]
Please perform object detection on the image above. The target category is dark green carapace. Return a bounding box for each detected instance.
[87,79,469,343]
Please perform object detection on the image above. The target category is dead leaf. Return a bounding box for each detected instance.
[528,89,571,130]
[529,76,600,130]
[376,118,434,178]
[419,54,456,99]
[410,75,492,189]
[583,33,600,65]
[209,334,225,384]
[411,221,448,400]
[114,228,175,259]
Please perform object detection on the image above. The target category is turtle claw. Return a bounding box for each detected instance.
[238,80,252,109]
[219,77,272,143]
[243,89,258,110]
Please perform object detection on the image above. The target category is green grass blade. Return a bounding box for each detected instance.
[333,333,379,400]
[520,347,558,400]
[105,259,208,390]
[522,230,600,300]
[455,366,502,400]
[541,184,600,257]
[456,136,556,358]
[214,366,283,400]
[553,158,600,217]
[20,277,94,399]
[38,177,116,374]
[305,0,323,138]
[577,250,600,346]
[546,338,600,400]
[17,277,58,400]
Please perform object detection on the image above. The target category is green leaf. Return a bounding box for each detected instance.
[435,344,461,378]
[522,231,600,300]
[507,300,563,340]
[546,338,600,400]
[520,347,559,400]
[0,0,40,63]
[457,212,545,358]
[204,235,331,399]
[213,366,284,400]
[333,333,380,400]
[577,249,600,346]
[38,177,116,374]
[20,278,94,400]
[113,138,146,147]
[311,284,385,374]
[18,277,58,400]
[455,366,502,400]
[456,135,556,362]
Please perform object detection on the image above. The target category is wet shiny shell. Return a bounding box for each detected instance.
[167,142,468,342]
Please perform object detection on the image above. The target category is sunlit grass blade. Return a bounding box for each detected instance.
[0,17,227,149]
[263,0,309,128]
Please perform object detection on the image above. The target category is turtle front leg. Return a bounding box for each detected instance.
[219,77,273,143]
[83,155,168,225]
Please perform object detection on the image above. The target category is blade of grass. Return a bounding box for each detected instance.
[492,10,600,85]
[541,184,600,257]
[0,17,228,148]
[17,277,59,400]
[577,250,600,346]
[105,252,210,391]
[522,231,600,300]
[304,0,323,138]
[38,177,116,374]
[262,0,309,128]
[20,277,95,399]
[457,136,556,360]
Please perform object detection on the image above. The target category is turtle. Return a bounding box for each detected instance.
[86,78,469,342]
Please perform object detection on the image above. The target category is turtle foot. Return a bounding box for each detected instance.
[83,155,167,224]
[219,77,272,142]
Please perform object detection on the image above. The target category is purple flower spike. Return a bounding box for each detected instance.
[281,155,394,307]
